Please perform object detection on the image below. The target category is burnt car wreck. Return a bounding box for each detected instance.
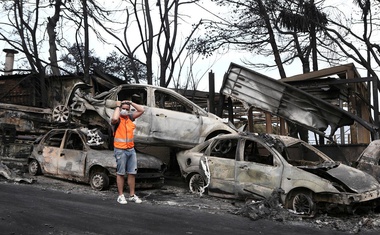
[68,83,237,149]
[28,128,166,190]
[191,132,380,216]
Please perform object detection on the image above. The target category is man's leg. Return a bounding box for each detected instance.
[117,174,125,195]
[127,174,141,203]
[127,174,136,196]
[115,149,128,204]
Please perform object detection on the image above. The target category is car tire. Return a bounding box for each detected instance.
[188,173,206,194]
[286,189,316,217]
[28,160,41,176]
[90,171,109,191]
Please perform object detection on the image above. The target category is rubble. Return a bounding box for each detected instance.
[0,162,34,183]
[231,189,380,233]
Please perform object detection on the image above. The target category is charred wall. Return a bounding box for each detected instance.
[315,144,367,164]
[0,74,36,106]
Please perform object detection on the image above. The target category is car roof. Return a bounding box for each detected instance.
[119,84,207,114]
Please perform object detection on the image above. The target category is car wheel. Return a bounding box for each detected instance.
[286,190,316,217]
[90,171,109,191]
[28,160,41,176]
[188,173,206,194]
[52,105,70,123]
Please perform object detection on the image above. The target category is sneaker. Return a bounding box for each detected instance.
[129,194,142,204]
[117,195,128,204]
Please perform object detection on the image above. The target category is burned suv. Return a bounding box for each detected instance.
[28,128,166,190]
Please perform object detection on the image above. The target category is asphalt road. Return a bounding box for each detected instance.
[1,180,370,235]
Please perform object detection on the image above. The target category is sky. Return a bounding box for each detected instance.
[172,0,354,91]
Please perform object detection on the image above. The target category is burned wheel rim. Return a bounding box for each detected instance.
[188,173,205,194]
[28,160,41,176]
[292,192,315,215]
[90,172,109,191]
[52,105,70,122]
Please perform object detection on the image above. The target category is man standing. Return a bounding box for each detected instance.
[111,100,144,204]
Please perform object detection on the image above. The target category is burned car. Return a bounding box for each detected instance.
[354,140,380,183]
[28,129,166,190]
[68,84,236,149]
[177,132,380,216]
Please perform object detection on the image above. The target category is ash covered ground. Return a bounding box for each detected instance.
[1,166,380,234]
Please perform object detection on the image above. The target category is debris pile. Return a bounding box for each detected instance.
[312,213,380,233]
[231,189,297,221]
[230,189,380,233]
[0,162,34,184]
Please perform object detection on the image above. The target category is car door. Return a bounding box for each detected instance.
[41,130,66,175]
[58,130,87,178]
[150,89,202,146]
[234,138,283,200]
[205,137,239,198]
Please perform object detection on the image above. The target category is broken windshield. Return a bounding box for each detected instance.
[284,142,331,167]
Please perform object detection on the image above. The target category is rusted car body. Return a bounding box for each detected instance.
[28,129,166,190]
[69,84,237,149]
[177,132,380,215]
[354,140,380,183]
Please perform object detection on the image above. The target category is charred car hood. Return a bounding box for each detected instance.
[91,149,164,170]
[87,149,116,167]
[300,162,380,193]
[136,152,165,170]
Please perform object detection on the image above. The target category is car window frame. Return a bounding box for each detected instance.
[153,89,198,115]
[42,130,66,148]
[64,130,86,151]
[240,137,279,167]
[117,87,148,106]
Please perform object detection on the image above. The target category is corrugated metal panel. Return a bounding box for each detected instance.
[221,63,376,137]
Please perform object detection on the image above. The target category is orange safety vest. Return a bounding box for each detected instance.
[114,115,136,149]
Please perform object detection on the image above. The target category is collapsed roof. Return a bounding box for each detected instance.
[220,63,377,140]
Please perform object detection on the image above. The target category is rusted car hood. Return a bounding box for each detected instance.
[299,162,380,193]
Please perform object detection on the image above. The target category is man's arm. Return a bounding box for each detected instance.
[130,101,144,119]
[111,100,122,124]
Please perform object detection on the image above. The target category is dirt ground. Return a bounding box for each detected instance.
[2,167,380,234]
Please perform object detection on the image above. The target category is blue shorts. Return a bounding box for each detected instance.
[114,148,137,175]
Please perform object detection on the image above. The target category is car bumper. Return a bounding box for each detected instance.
[316,189,380,205]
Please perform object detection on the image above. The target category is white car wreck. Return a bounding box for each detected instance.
[69,84,236,149]
[28,129,166,190]
[177,132,380,216]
